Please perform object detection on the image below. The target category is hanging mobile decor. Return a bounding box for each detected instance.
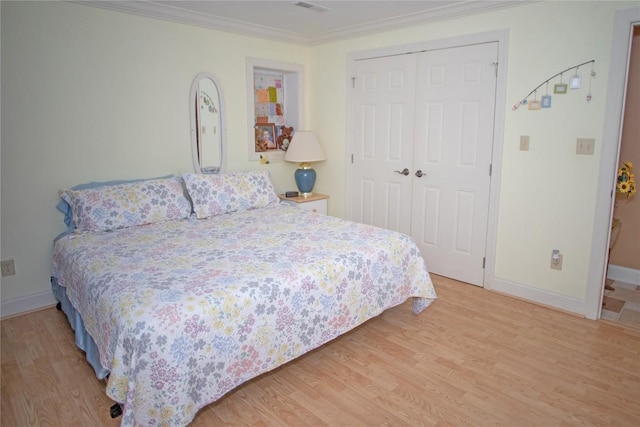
[513,59,595,111]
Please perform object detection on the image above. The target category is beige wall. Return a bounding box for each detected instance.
[310,1,636,304]
[610,27,640,270]
[1,1,637,314]
[0,1,310,302]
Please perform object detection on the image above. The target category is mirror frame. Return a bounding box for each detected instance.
[190,72,226,174]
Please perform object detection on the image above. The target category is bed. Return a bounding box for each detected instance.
[51,171,437,426]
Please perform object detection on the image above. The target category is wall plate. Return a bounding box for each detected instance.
[576,138,595,155]
[550,254,563,270]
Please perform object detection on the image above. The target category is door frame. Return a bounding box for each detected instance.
[585,8,640,320]
[345,30,509,289]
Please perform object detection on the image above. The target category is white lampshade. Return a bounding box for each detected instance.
[284,131,326,163]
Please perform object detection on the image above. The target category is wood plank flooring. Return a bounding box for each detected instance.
[2,275,640,426]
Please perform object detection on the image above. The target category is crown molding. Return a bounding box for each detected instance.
[74,1,310,44]
[74,1,528,46]
[309,1,526,45]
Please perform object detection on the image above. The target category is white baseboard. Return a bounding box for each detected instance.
[607,265,640,285]
[490,277,586,317]
[1,290,57,319]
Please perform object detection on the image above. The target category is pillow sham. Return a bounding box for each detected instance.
[56,175,174,232]
[182,171,279,219]
[59,176,192,232]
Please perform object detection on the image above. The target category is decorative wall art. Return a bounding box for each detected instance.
[512,60,595,111]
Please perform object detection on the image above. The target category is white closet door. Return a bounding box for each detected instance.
[411,42,498,286]
[350,54,417,234]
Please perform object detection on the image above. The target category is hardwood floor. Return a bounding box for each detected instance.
[2,275,640,426]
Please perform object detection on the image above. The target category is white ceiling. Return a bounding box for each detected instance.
[79,0,528,45]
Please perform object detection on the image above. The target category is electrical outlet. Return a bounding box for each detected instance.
[520,135,530,151]
[550,253,563,271]
[1,259,16,277]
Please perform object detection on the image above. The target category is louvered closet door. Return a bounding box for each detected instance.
[411,43,498,286]
[350,54,417,235]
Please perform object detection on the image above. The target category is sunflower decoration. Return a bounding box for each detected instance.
[616,161,636,198]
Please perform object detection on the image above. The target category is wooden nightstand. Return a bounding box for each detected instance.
[279,193,329,214]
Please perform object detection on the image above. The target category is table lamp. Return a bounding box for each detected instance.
[284,131,326,197]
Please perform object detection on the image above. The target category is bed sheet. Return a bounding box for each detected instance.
[52,203,436,426]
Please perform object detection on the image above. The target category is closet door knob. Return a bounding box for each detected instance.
[415,170,425,178]
[394,168,410,176]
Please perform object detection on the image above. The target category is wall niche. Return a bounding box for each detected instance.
[246,57,304,162]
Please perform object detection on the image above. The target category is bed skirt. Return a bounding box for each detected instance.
[51,276,109,380]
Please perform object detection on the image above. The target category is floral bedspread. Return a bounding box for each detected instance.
[52,204,436,426]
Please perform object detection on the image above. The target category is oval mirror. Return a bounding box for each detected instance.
[190,73,225,173]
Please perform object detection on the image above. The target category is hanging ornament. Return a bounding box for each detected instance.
[554,73,568,94]
[528,90,541,110]
[587,61,595,102]
[541,81,552,108]
[570,66,581,89]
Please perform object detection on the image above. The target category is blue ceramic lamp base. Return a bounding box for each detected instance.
[294,166,317,197]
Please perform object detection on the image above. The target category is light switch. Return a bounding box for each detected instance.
[576,138,595,155]
[520,135,530,151]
